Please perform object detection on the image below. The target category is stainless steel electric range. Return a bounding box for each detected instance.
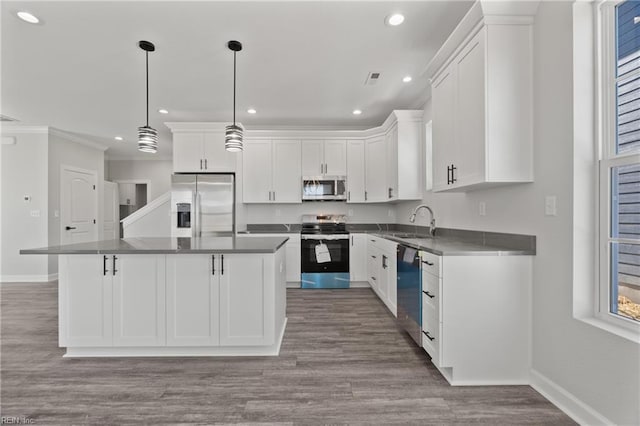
[300,214,350,289]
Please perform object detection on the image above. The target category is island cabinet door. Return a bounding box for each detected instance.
[59,255,113,347]
[219,254,275,346]
[166,254,219,346]
[112,255,166,346]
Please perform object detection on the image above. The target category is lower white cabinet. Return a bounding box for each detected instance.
[113,255,166,346]
[241,233,300,282]
[166,254,219,346]
[349,233,368,282]
[59,249,287,355]
[219,254,272,346]
[60,254,165,347]
[366,236,397,317]
[419,251,532,385]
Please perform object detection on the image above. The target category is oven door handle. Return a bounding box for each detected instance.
[301,234,350,240]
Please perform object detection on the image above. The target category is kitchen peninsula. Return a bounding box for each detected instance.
[21,236,288,357]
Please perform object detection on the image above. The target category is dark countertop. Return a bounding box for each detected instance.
[371,234,534,256]
[20,236,289,255]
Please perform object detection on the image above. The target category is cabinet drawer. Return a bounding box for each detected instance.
[420,251,441,278]
[422,285,438,317]
[421,309,439,361]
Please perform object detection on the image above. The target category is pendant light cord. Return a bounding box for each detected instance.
[233,50,236,125]
[146,50,149,127]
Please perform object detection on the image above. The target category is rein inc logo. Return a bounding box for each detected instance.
[1,417,35,424]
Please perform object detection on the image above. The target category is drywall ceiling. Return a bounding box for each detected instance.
[1,1,473,160]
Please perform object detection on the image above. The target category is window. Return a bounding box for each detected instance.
[599,0,640,327]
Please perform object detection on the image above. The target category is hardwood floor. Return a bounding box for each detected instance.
[1,283,575,425]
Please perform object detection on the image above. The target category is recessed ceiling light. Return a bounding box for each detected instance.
[114,136,123,141]
[17,11,39,24]
[247,108,257,114]
[353,109,362,115]
[386,14,405,26]
[158,108,169,114]
[403,76,412,83]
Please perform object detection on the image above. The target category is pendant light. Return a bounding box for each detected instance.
[138,40,158,153]
[225,40,243,152]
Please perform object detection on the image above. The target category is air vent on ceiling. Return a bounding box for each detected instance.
[365,72,381,86]
[0,114,19,122]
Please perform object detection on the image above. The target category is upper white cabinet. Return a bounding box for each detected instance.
[166,124,238,173]
[365,136,387,202]
[428,6,534,192]
[346,140,366,203]
[243,139,301,203]
[301,139,347,177]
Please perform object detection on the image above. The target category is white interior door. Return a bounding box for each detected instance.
[103,181,118,240]
[61,167,98,245]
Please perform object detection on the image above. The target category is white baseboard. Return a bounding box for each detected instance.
[530,369,612,426]
[1,273,58,283]
[350,281,372,288]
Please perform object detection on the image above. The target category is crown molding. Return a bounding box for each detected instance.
[0,124,49,134]
[49,128,108,151]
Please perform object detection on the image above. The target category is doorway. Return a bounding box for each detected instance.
[60,166,98,245]
[116,181,149,237]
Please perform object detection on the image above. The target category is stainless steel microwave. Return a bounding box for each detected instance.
[302,176,347,201]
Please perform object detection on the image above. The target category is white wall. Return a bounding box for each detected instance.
[245,202,395,224]
[0,131,50,281]
[107,159,172,201]
[396,3,639,424]
[48,132,105,275]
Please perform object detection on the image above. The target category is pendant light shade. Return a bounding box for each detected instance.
[225,40,243,152]
[138,40,157,154]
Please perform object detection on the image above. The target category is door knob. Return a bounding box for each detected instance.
[65,226,76,230]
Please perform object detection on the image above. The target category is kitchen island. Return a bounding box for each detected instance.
[21,236,288,357]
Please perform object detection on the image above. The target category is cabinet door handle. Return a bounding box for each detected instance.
[423,290,435,298]
[268,191,271,201]
[382,255,387,269]
[351,235,354,246]
[103,255,109,276]
[371,276,377,281]
[65,226,76,230]
[320,163,323,174]
[273,191,276,201]
[388,187,393,199]
[112,256,118,276]
[365,191,368,201]
[451,164,457,184]
[212,254,215,275]
[200,159,203,170]
[348,191,350,201]
[422,260,434,266]
[371,255,377,259]
[204,159,208,170]
[221,254,224,275]
[447,165,451,185]
[422,330,435,341]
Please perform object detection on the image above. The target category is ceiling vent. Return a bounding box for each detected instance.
[0,114,18,122]
[365,72,381,86]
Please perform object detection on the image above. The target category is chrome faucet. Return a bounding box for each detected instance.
[409,204,436,237]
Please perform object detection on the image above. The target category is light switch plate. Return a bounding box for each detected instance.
[545,196,557,216]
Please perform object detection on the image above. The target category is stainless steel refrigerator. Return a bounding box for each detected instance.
[171,174,235,237]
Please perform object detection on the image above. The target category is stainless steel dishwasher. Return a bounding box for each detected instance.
[397,244,421,345]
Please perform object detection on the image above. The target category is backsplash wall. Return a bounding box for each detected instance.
[245,202,395,224]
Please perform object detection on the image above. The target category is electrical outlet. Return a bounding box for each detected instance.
[388,209,394,217]
[30,210,40,217]
[479,202,486,216]
[545,196,557,216]
[54,210,59,218]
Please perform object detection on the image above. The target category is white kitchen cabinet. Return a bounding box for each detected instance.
[243,139,301,203]
[59,255,113,347]
[172,132,236,173]
[385,125,398,200]
[419,250,532,385]
[346,140,366,203]
[366,236,397,316]
[118,183,136,206]
[59,254,165,347]
[166,254,219,346]
[386,112,423,201]
[272,140,302,203]
[219,254,273,346]
[113,255,166,346]
[365,136,387,202]
[349,233,368,282]
[430,22,533,192]
[241,233,300,283]
[301,139,347,176]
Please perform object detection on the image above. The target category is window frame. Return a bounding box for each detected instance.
[597,0,640,333]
